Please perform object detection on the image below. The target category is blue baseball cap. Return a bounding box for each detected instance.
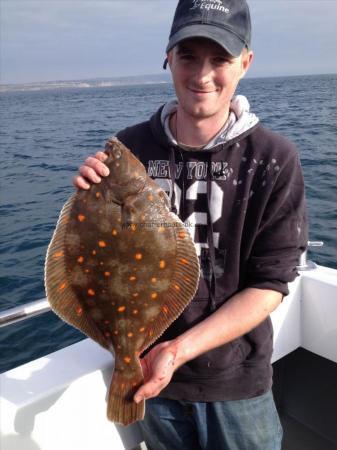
[166,0,251,57]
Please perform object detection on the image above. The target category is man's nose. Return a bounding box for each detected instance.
[193,59,213,84]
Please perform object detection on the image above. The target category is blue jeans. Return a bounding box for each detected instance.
[138,390,283,450]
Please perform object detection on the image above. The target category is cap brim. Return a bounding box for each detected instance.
[166,24,245,57]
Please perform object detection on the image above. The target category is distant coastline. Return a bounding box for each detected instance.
[1,72,336,94]
[0,73,172,93]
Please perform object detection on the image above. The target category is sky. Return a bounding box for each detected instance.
[1,0,337,84]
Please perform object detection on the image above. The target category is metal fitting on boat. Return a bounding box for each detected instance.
[0,298,50,328]
[297,241,324,271]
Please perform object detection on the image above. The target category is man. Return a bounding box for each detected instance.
[74,1,307,448]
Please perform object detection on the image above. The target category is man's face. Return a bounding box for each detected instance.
[167,38,253,121]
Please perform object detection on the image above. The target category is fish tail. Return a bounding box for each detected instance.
[107,366,145,426]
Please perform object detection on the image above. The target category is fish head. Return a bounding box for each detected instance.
[102,137,147,203]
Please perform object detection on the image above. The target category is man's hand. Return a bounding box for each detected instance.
[134,341,178,403]
[72,151,109,189]
[134,288,282,403]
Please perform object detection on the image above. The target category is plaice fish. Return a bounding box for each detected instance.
[44,137,200,426]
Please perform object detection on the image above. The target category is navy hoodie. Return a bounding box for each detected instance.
[116,96,308,401]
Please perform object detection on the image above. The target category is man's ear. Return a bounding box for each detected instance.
[166,50,173,68]
[240,50,254,79]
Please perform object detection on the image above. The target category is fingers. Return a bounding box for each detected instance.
[78,165,102,183]
[134,351,175,403]
[134,379,163,403]
[94,151,108,163]
[72,175,91,190]
[73,151,109,189]
[83,155,110,177]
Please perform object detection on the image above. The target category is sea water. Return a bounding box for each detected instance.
[0,74,336,372]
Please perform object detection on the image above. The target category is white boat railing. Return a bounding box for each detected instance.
[0,298,50,328]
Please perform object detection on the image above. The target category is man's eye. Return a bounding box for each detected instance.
[214,57,230,65]
[180,54,194,60]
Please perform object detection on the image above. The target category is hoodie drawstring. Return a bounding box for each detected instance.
[169,147,178,214]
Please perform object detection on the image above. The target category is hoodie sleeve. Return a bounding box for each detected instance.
[246,149,308,296]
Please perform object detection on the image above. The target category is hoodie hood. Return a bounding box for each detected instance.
[160,95,259,150]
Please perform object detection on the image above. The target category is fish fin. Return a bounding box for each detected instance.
[107,360,144,425]
[45,193,109,350]
[141,216,200,351]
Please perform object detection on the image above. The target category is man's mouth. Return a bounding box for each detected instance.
[188,87,216,94]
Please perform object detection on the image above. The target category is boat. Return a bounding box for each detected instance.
[1,244,336,450]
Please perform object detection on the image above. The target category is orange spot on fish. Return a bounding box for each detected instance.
[132,293,139,298]
[78,214,86,222]
[129,275,136,282]
[87,288,95,296]
[147,194,154,201]
[112,229,118,236]
[114,330,118,335]
[98,240,106,248]
[149,330,154,337]
[115,162,120,167]
[100,261,104,266]
[174,284,181,291]
[139,327,145,332]
[77,256,84,263]
[53,251,63,259]
[92,250,97,255]
[158,226,165,233]
[180,258,189,265]
[151,277,157,283]
[76,306,83,316]
[151,292,158,300]
[178,231,186,239]
[130,223,137,231]
[184,276,191,282]
[118,306,126,312]
[84,269,90,273]
[162,305,169,314]
[58,282,67,291]
[132,309,139,315]
[135,253,142,261]
[127,332,133,338]
[95,192,101,198]
[124,356,131,364]
[104,271,111,277]
[159,260,166,269]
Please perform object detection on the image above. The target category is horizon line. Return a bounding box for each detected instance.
[1,71,336,88]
